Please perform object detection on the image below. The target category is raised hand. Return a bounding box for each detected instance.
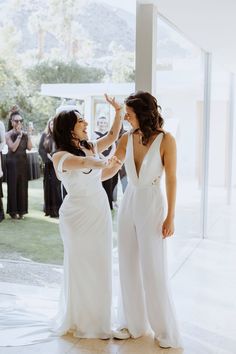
[104,93,122,112]
[16,125,23,137]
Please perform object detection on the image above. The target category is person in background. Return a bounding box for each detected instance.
[94,116,115,209]
[5,111,32,219]
[0,119,5,222]
[39,118,63,217]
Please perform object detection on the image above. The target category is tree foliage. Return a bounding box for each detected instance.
[0,59,30,121]
[0,59,60,129]
[0,0,135,130]
[26,61,105,90]
[0,58,106,131]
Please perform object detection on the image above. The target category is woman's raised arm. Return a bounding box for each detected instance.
[96,94,123,154]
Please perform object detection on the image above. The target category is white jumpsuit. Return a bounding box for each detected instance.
[117,133,182,348]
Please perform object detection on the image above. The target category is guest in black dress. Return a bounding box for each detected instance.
[0,119,5,222]
[5,111,32,219]
[38,118,63,217]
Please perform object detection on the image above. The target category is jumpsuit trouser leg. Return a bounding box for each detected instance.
[117,197,149,337]
[118,186,182,347]
[137,223,182,347]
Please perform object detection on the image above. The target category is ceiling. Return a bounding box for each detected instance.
[154,0,236,73]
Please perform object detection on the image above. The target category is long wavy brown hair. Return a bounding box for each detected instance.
[125,91,164,145]
[53,110,92,156]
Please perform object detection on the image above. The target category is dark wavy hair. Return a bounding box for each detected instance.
[53,110,92,156]
[125,91,164,145]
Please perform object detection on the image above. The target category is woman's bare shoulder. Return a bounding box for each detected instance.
[162,131,175,141]
[118,132,129,148]
[161,131,176,151]
[52,151,71,163]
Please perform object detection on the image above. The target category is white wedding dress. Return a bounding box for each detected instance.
[0,145,113,346]
[54,150,112,338]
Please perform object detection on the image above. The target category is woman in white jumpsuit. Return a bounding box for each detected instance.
[102,91,182,348]
[52,96,122,339]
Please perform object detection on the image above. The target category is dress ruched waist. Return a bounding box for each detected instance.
[65,186,104,198]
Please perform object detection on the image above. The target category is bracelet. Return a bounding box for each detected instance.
[115,107,122,112]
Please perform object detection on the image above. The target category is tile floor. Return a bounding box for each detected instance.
[0,235,236,354]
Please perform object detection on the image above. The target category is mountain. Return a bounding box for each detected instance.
[80,2,135,56]
[0,0,189,63]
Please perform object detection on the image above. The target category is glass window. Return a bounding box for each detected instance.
[156,17,205,241]
[207,62,232,240]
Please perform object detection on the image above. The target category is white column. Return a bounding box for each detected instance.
[135,0,158,95]
[201,52,212,239]
[227,73,235,204]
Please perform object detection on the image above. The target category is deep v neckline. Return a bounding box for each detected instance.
[131,133,162,179]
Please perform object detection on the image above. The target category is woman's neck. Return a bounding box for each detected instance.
[132,128,143,144]
[71,138,81,148]
[71,139,90,151]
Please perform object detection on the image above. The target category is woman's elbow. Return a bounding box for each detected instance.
[108,131,119,143]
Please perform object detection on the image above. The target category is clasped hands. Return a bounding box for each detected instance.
[105,155,122,169]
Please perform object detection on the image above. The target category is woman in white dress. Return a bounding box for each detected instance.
[102,91,182,348]
[52,95,122,339]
